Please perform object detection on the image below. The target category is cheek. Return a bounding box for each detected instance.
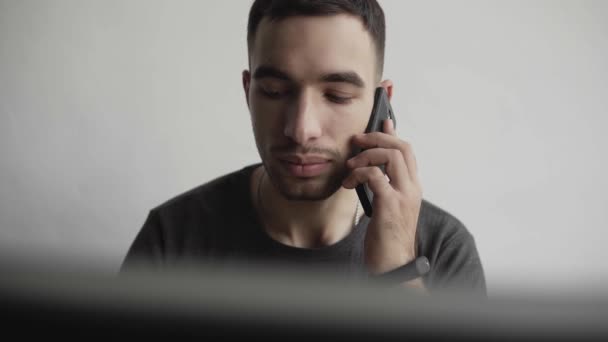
[323,107,370,159]
[250,96,278,128]
[249,98,285,151]
[326,104,371,135]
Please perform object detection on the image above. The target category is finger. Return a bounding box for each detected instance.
[342,166,393,197]
[347,148,408,191]
[383,119,396,136]
[352,133,419,182]
[352,131,401,150]
[400,141,419,182]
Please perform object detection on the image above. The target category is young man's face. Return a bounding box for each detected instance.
[244,14,380,201]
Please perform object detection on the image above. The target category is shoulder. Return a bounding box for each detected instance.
[122,163,261,267]
[142,163,260,247]
[418,199,474,245]
[417,199,486,294]
[416,199,482,273]
[151,163,259,219]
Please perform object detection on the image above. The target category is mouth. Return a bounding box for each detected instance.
[279,154,331,165]
[278,156,331,178]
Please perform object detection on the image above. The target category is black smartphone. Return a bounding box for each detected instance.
[352,87,396,217]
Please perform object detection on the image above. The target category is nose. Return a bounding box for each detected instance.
[283,89,322,145]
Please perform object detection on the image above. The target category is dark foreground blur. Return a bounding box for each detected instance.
[1,261,607,341]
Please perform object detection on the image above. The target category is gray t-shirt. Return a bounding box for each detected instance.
[121,163,486,295]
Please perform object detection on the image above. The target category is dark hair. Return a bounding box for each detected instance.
[247,0,386,78]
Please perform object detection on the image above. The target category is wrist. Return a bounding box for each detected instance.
[366,251,416,275]
[369,256,430,286]
[401,277,426,290]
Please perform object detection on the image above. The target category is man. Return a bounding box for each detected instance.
[122,0,486,295]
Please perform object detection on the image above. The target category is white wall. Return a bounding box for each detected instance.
[1,0,606,296]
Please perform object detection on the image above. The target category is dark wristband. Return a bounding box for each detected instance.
[372,256,430,284]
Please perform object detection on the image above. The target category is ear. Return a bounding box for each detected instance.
[379,79,394,101]
[242,70,251,107]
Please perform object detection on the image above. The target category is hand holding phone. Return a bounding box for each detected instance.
[344,87,423,276]
[352,87,396,217]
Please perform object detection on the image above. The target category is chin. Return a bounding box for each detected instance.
[279,180,339,201]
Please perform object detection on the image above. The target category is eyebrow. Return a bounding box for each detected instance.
[320,71,365,88]
[252,65,291,81]
[252,65,365,88]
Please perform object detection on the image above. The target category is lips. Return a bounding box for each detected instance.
[279,155,330,165]
[278,155,331,178]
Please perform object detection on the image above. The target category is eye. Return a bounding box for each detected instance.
[325,93,352,104]
[261,88,282,99]
[258,85,289,99]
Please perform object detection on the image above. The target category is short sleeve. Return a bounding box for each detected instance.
[120,210,165,273]
[426,231,486,296]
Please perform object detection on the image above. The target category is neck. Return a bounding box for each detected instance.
[251,165,362,249]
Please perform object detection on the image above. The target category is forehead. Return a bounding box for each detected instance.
[250,14,377,84]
